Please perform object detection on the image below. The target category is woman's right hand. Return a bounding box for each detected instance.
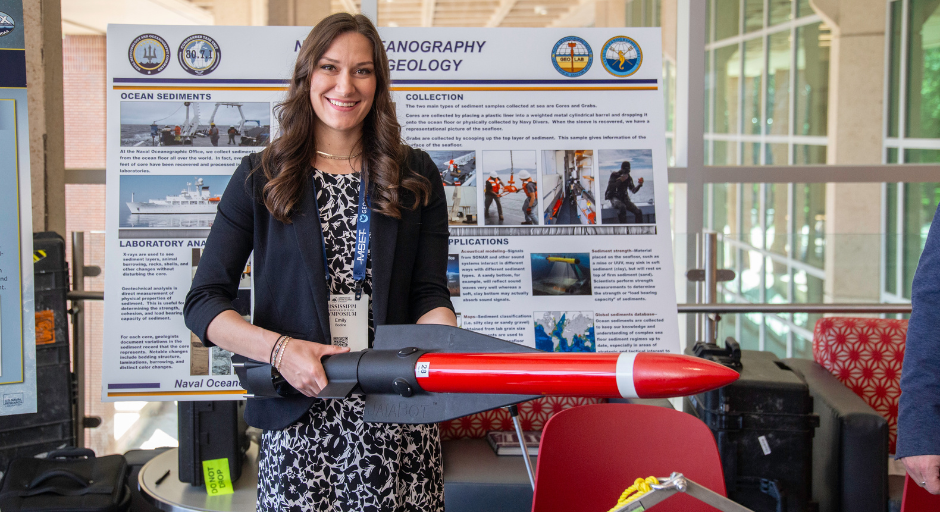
[276,339,350,397]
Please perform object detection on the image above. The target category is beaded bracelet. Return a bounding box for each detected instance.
[275,337,290,366]
[269,335,288,365]
[275,337,292,371]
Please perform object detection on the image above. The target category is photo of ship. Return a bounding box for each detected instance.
[120,175,231,229]
[126,177,220,214]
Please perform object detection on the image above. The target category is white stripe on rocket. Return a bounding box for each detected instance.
[615,352,638,398]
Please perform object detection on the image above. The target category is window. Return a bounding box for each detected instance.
[883,0,940,303]
[704,0,830,356]
[705,0,828,166]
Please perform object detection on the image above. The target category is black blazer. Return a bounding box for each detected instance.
[184,148,454,430]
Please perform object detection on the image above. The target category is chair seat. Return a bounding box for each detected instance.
[813,317,907,454]
[532,404,727,512]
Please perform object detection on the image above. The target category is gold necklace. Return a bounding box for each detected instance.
[316,150,362,160]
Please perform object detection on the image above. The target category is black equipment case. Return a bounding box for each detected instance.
[685,338,820,512]
[0,448,130,512]
[177,401,248,486]
[124,448,171,512]
[0,233,74,472]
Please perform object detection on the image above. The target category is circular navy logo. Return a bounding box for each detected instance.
[0,12,15,38]
[128,34,170,75]
[601,36,643,77]
[551,36,592,78]
[178,34,221,76]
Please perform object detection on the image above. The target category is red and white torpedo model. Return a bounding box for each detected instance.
[233,324,739,424]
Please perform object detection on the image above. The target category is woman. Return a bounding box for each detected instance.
[184,13,455,511]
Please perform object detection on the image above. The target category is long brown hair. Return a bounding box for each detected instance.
[257,13,430,222]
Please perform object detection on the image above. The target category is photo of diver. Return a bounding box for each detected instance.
[542,150,597,225]
[427,150,476,186]
[482,150,539,225]
[598,149,656,224]
[530,252,592,296]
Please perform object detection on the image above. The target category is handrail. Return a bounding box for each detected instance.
[68,291,103,301]
[61,292,910,314]
[678,303,911,314]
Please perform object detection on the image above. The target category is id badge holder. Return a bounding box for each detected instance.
[328,293,369,352]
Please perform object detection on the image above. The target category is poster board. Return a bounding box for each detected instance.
[0,0,37,415]
[103,24,677,401]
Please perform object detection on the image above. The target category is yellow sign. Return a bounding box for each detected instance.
[202,458,234,496]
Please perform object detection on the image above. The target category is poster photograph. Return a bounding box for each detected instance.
[119,174,229,230]
[598,148,655,224]
[120,100,271,148]
[542,149,597,225]
[428,149,476,186]
[482,150,538,226]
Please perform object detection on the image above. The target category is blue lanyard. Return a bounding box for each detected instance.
[311,172,371,300]
[352,173,371,299]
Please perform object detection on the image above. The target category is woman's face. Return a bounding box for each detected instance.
[309,31,377,139]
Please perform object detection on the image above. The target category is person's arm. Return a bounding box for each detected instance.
[408,150,457,324]
[205,311,348,396]
[628,177,641,194]
[184,156,347,397]
[417,306,457,326]
[898,202,940,494]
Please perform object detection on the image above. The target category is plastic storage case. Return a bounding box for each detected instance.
[684,338,820,512]
[0,232,74,473]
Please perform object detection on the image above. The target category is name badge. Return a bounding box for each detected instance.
[328,294,369,352]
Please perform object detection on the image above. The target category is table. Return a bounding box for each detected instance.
[139,439,534,512]
[139,444,258,512]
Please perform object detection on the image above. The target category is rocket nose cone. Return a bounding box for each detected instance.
[632,353,739,399]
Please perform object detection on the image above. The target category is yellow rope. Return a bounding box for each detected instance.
[608,476,659,512]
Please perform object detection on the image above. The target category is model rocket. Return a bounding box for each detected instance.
[233,324,738,425]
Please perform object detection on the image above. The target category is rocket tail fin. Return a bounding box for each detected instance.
[363,392,540,424]
[374,324,541,354]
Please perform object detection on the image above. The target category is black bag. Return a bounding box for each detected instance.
[0,448,130,512]
[685,338,820,512]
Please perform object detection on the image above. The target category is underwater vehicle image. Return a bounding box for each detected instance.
[531,253,592,295]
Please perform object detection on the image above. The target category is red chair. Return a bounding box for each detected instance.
[900,474,940,511]
[813,317,907,454]
[532,403,727,512]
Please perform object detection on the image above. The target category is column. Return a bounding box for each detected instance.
[23,0,65,234]
[213,0,269,26]
[268,0,331,26]
[595,0,626,27]
[811,0,887,303]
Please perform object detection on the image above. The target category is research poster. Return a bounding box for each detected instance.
[103,25,678,401]
[0,0,38,416]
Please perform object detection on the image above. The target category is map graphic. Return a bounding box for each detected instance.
[534,311,595,352]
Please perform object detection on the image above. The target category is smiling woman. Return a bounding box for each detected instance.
[308,31,376,141]
[183,12,456,512]
[256,13,431,223]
